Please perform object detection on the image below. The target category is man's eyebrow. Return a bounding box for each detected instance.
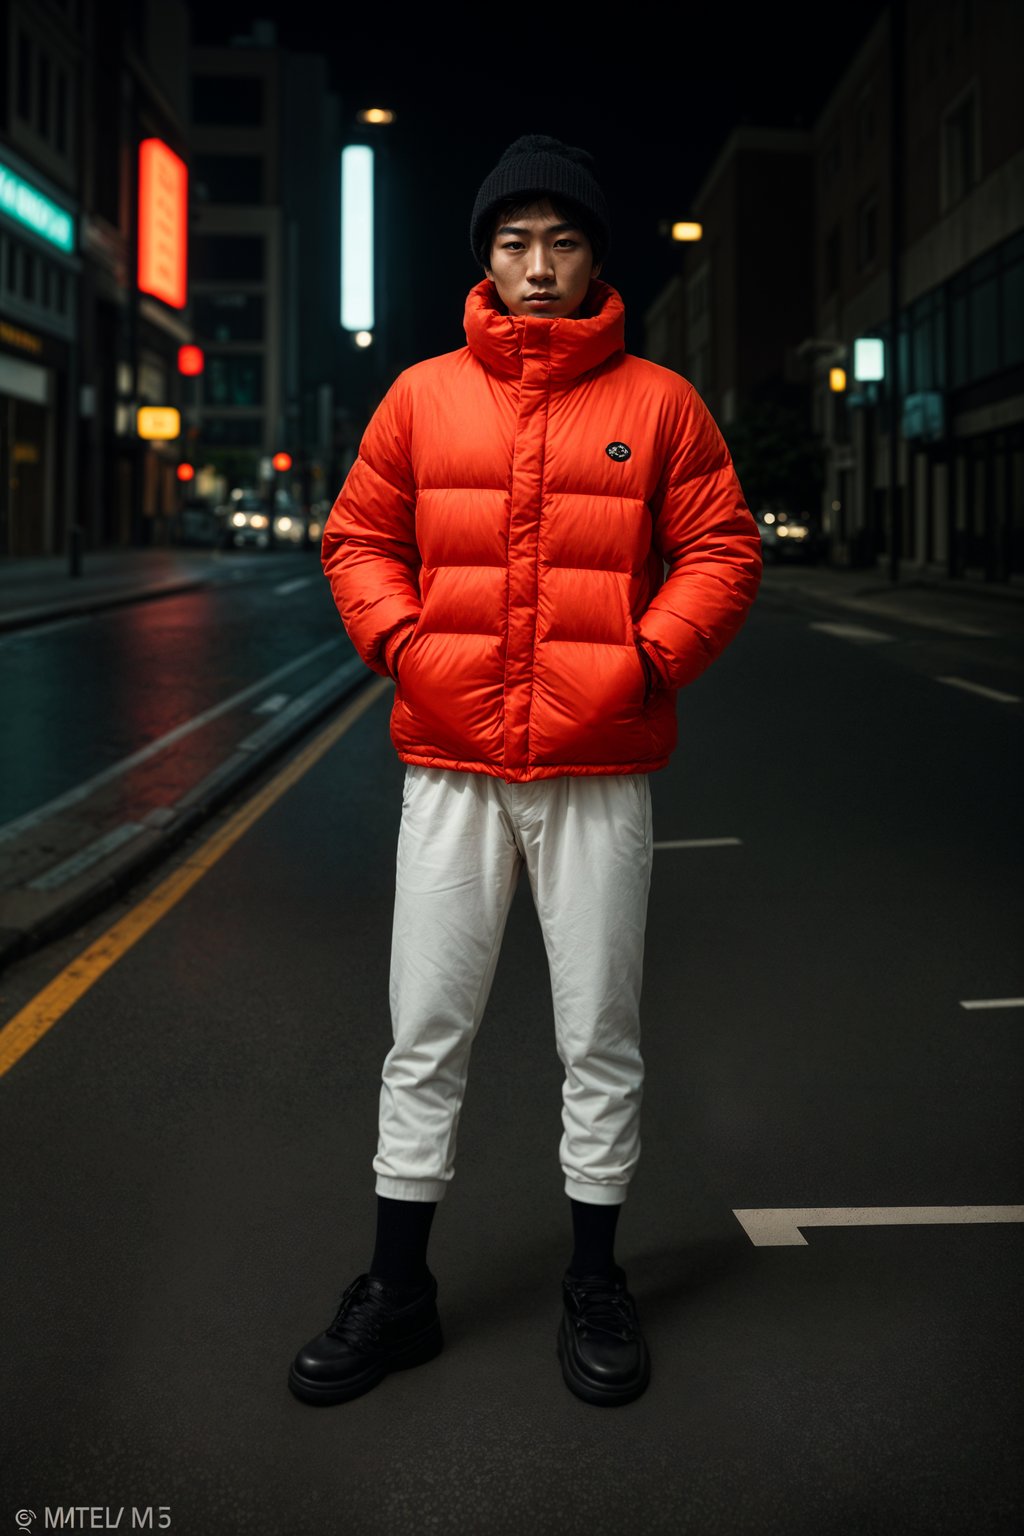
[495,222,581,236]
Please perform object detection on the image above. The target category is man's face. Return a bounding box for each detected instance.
[485,198,602,319]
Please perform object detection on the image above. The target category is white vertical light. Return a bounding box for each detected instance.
[341,144,374,332]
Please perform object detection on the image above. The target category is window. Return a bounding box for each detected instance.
[38,53,50,138]
[207,355,263,407]
[1004,236,1024,369]
[192,235,264,282]
[942,85,980,207]
[855,84,875,160]
[194,155,263,204]
[192,75,263,127]
[203,416,264,446]
[950,271,969,387]
[822,133,841,183]
[56,70,68,155]
[911,293,935,391]
[194,292,265,342]
[856,194,877,271]
[970,253,998,377]
[824,225,840,296]
[17,31,31,120]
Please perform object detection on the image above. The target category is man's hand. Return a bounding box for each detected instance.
[635,638,656,706]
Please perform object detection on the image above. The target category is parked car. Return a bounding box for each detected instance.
[755,508,822,564]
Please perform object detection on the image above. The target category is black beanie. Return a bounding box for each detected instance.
[470,133,610,269]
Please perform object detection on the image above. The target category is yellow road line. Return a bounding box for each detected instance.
[0,676,390,1078]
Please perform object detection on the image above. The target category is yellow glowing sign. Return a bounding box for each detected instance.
[829,368,847,392]
[137,406,181,440]
[671,221,703,242]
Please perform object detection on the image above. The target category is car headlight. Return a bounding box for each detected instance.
[250,514,269,529]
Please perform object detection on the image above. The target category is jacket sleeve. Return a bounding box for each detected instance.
[320,374,422,679]
[635,383,762,692]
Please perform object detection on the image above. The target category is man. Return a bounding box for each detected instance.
[288,134,762,1409]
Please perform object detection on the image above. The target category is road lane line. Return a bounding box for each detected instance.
[733,1205,1024,1246]
[253,693,290,714]
[654,837,743,849]
[274,577,316,595]
[960,997,1024,1010]
[0,675,392,1078]
[808,621,896,643]
[0,639,341,846]
[935,675,1020,704]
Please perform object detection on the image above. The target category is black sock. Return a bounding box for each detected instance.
[568,1197,621,1278]
[369,1195,437,1287]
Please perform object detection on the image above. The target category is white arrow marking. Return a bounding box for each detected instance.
[733,1205,1024,1246]
[809,621,896,643]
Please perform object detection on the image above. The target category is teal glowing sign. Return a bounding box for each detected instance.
[0,160,75,253]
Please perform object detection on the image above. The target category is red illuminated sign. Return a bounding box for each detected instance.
[138,139,188,309]
[272,452,292,471]
[177,463,195,482]
[178,345,204,376]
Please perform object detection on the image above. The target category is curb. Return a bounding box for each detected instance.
[0,656,371,977]
[0,573,238,635]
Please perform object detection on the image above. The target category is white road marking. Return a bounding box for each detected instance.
[27,822,147,891]
[935,675,1020,704]
[809,621,896,643]
[274,576,316,595]
[0,640,341,846]
[960,997,1024,1010]
[253,693,290,714]
[733,1205,1024,1247]
[654,837,743,849]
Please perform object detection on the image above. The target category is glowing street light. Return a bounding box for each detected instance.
[829,367,847,392]
[341,144,374,332]
[354,331,374,349]
[671,221,703,242]
[357,108,396,125]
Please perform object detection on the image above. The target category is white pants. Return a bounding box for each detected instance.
[373,765,654,1207]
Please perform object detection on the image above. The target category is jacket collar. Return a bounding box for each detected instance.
[463,276,626,383]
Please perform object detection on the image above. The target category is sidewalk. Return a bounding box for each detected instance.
[0,543,369,975]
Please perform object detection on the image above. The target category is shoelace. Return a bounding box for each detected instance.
[326,1275,392,1352]
[565,1277,638,1342]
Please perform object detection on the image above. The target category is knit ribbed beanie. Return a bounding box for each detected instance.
[470,133,610,269]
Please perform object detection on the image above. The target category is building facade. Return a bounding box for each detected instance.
[645,0,1024,584]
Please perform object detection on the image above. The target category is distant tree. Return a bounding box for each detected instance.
[722,379,826,515]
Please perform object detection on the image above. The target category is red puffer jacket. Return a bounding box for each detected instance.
[322,276,762,782]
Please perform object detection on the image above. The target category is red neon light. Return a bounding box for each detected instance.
[272,452,292,471]
[178,345,204,376]
[138,139,188,309]
[177,463,195,482]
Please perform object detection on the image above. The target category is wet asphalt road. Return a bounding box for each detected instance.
[1,587,1022,1535]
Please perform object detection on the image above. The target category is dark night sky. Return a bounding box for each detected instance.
[185,2,889,361]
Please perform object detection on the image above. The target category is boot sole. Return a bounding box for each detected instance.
[556,1316,651,1406]
[288,1316,444,1406]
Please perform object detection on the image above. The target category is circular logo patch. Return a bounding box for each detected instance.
[605,441,631,461]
